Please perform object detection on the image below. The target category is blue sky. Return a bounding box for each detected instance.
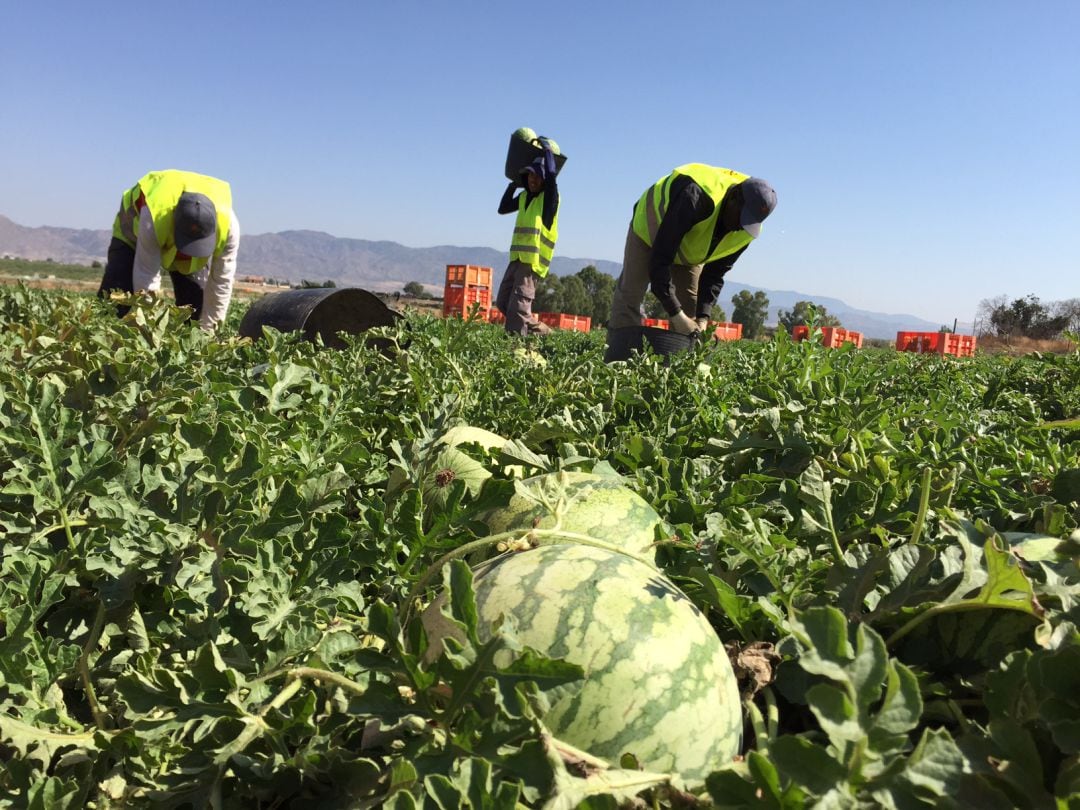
[1,1,1077,324]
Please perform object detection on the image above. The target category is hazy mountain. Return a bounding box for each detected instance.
[0,214,944,338]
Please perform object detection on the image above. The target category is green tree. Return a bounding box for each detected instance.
[986,295,1070,339]
[730,290,770,338]
[576,265,616,326]
[533,274,564,313]
[777,300,841,332]
[709,304,727,322]
[560,275,591,317]
[403,281,427,298]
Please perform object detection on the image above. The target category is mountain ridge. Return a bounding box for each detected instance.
[0,214,945,338]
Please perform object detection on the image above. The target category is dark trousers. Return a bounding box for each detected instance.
[97,237,204,320]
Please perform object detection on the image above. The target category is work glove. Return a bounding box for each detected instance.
[695,316,710,333]
[669,311,698,335]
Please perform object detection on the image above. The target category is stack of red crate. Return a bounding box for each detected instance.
[712,322,743,341]
[443,265,493,319]
[896,331,976,357]
[536,312,592,333]
[640,318,742,339]
[792,325,863,348]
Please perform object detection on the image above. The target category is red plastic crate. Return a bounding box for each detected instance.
[937,333,977,357]
[641,317,670,330]
[536,312,592,333]
[445,264,493,288]
[487,309,505,325]
[896,331,941,353]
[442,285,491,318]
[794,325,860,348]
[896,331,975,356]
[712,322,743,341]
[820,327,848,348]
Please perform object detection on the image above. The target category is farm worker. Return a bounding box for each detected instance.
[608,165,776,335]
[97,169,240,332]
[494,139,560,336]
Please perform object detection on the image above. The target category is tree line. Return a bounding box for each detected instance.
[404,267,1079,342]
[977,295,1079,340]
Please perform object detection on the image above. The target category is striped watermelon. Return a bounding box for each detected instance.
[479,471,664,564]
[424,544,742,783]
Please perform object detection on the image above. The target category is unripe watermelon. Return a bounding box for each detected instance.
[512,126,538,143]
[424,544,742,783]
[480,471,663,564]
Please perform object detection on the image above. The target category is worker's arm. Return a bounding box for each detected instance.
[199,210,240,332]
[696,246,748,319]
[498,181,520,215]
[131,210,165,293]
[648,177,714,316]
[539,141,559,229]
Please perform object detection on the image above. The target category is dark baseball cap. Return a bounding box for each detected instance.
[739,178,777,238]
[521,157,546,179]
[174,191,218,257]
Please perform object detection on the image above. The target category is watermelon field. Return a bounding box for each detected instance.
[1,284,1078,809]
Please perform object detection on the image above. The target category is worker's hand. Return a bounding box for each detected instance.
[669,311,698,335]
[695,316,710,333]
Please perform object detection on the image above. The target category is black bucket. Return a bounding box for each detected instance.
[604,325,695,363]
[504,135,568,181]
[238,287,402,350]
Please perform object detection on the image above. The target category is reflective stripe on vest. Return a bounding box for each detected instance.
[631,164,753,266]
[111,170,232,275]
[509,191,558,277]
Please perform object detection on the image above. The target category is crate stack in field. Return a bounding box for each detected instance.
[792,325,864,348]
[442,265,493,320]
[537,312,591,333]
[641,317,742,341]
[896,331,976,357]
[712,322,742,341]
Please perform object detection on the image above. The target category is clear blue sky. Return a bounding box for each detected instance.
[2,1,1077,324]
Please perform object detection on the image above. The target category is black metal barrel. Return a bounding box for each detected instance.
[604,325,695,363]
[238,287,402,350]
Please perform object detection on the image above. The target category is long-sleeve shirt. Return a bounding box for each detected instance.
[131,205,241,331]
[643,174,747,318]
[498,151,559,228]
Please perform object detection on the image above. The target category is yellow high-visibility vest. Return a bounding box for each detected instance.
[631,164,753,266]
[509,191,558,277]
[112,170,232,275]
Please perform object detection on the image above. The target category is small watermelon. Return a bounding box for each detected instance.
[512,126,538,143]
[479,471,663,564]
[423,544,742,783]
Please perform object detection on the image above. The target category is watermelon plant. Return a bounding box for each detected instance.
[477,470,666,564]
[0,285,1076,807]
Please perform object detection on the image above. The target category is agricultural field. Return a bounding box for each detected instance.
[0,285,1078,809]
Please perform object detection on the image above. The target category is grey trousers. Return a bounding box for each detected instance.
[495,259,541,336]
[608,225,703,330]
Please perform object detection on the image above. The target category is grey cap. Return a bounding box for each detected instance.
[739,177,777,238]
[174,191,218,257]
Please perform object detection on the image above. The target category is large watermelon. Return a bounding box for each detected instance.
[424,544,742,783]
[479,471,664,564]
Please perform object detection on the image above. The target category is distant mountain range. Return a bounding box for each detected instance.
[0,214,945,338]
